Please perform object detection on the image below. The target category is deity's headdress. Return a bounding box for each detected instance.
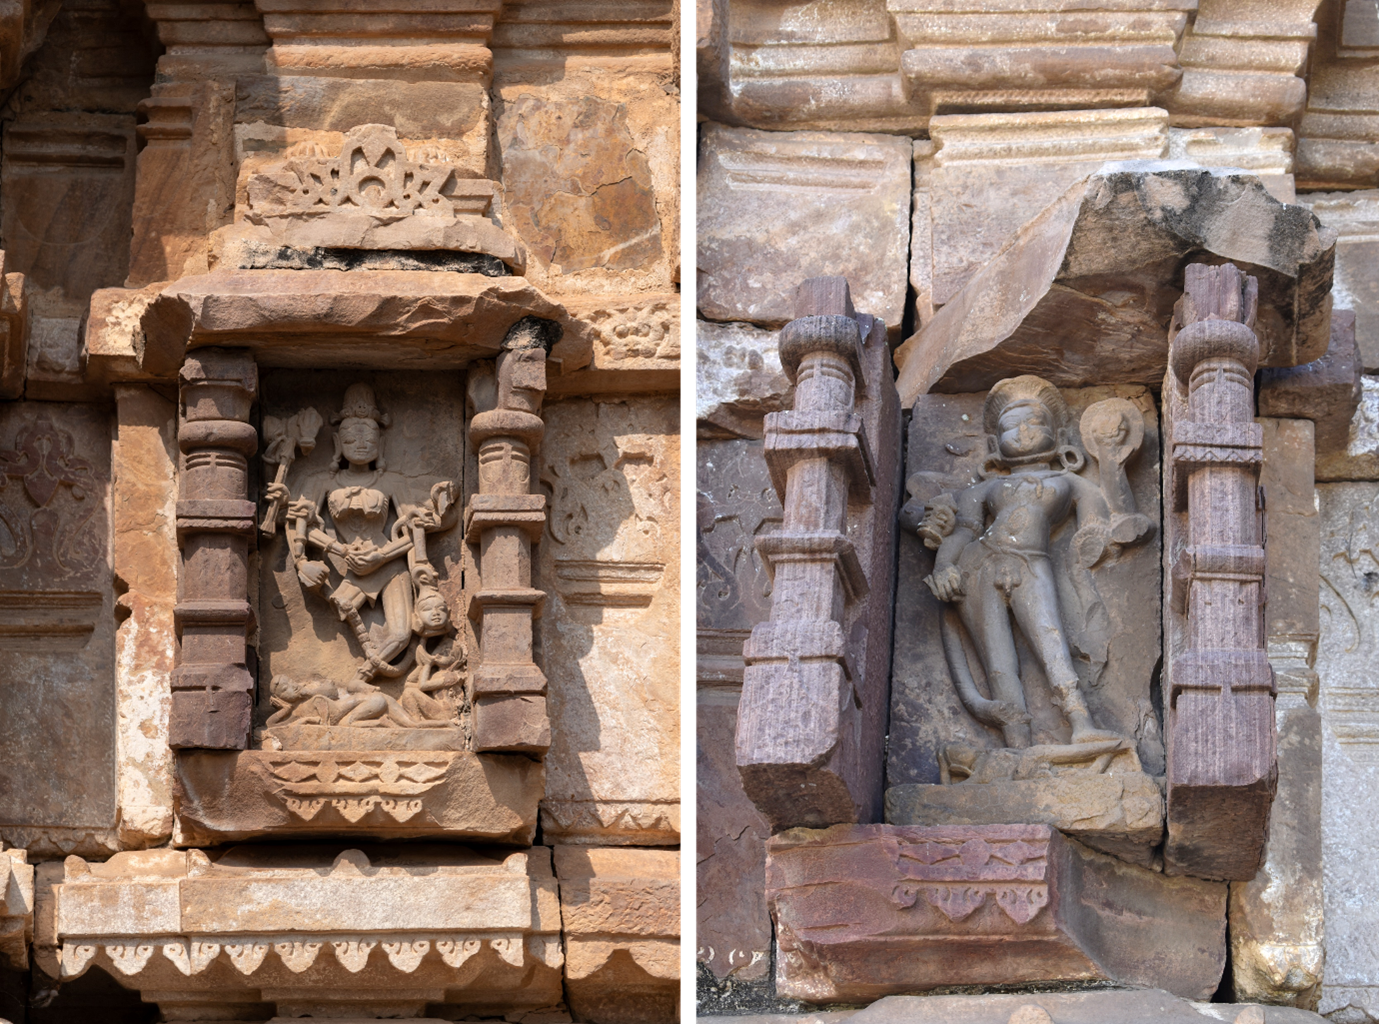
[331,383,391,427]
[982,375,1084,472]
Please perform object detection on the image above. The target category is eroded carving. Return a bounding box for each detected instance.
[919,377,1153,752]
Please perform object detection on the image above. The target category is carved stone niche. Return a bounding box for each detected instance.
[175,355,551,846]
[49,845,562,1021]
[888,382,1166,867]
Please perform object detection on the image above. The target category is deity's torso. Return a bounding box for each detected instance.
[327,482,392,548]
[979,469,1075,554]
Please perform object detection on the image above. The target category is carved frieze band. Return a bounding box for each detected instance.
[60,931,561,980]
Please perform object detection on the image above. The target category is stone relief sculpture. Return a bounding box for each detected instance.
[261,383,466,748]
[918,376,1154,761]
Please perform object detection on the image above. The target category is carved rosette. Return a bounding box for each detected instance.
[173,350,258,750]
[465,322,552,753]
[736,277,876,828]
[1164,262,1277,880]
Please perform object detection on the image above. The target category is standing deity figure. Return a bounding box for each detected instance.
[919,376,1152,750]
[264,383,462,704]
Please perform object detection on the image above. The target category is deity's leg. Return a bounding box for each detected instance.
[1010,560,1119,743]
[958,579,1031,747]
[371,572,415,665]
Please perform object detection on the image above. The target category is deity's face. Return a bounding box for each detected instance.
[338,417,381,466]
[996,401,1057,460]
[415,592,450,631]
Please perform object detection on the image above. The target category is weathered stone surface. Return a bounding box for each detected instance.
[144,270,598,371]
[888,388,1165,806]
[697,688,772,986]
[1318,376,1379,482]
[1296,8,1379,191]
[0,252,28,399]
[886,771,1164,867]
[894,168,1336,405]
[111,387,178,848]
[1298,192,1379,372]
[548,294,680,398]
[845,990,1329,1024]
[0,844,33,972]
[0,403,118,858]
[1171,1,1321,129]
[494,72,678,295]
[555,846,678,1024]
[52,845,563,1019]
[696,320,790,439]
[1316,483,1379,1021]
[696,435,780,986]
[920,108,1170,316]
[1167,126,1297,202]
[698,125,913,333]
[538,397,680,846]
[174,751,542,846]
[1229,418,1323,1008]
[766,823,1226,1003]
[1261,310,1362,454]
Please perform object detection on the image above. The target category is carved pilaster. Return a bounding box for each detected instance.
[173,349,258,750]
[735,277,879,829]
[1164,261,1277,880]
[466,320,552,754]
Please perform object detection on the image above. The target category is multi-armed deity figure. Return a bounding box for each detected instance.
[263,383,464,731]
[919,376,1153,751]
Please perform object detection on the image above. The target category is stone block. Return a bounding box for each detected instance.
[494,71,678,295]
[765,823,1226,1004]
[1298,191,1379,371]
[0,845,33,971]
[173,751,543,846]
[546,294,680,399]
[1316,483,1379,1021]
[555,846,678,1024]
[894,167,1335,406]
[1261,311,1362,455]
[697,689,772,986]
[111,386,179,848]
[52,845,563,1019]
[144,270,598,372]
[696,320,791,439]
[921,108,1170,312]
[1227,417,1322,1008]
[697,124,913,333]
[0,402,118,858]
[843,990,1329,1024]
[538,398,679,847]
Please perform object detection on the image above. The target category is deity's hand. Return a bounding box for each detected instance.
[918,501,957,551]
[1072,522,1111,568]
[344,541,385,574]
[265,482,290,505]
[1109,511,1153,546]
[286,496,317,521]
[924,565,965,602]
[297,559,329,591]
